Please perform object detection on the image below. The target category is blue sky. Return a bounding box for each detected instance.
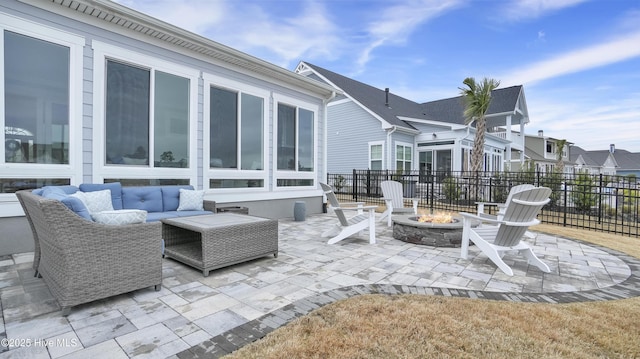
[116,0,640,152]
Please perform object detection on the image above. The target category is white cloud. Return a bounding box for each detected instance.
[529,92,640,151]
[501,0,590,21]
[355,0,464,73]
[114,0,227,33]
[499,30,640,86]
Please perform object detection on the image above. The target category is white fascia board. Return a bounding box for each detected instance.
[398,116,466,131]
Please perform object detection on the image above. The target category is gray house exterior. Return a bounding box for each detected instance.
[0,0,337,254]
[295,62,529,176]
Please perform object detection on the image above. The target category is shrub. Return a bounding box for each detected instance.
[443,177,461,201]
[571,171,597,213]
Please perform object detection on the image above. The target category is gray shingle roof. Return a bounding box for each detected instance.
[302,62,523,130]
[612,149,640,171]
[421,86,523,125]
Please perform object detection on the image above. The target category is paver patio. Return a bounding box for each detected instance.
[1,213,639,358]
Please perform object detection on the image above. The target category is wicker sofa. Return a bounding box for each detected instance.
[19,184,216,279]
[17,190,165,316]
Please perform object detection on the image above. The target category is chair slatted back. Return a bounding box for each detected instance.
[381,181,405,208]
[320,183,349,227]
[495,187,551,247]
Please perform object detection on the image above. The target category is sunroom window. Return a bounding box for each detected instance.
[277,104,314,172]
[4,31,69,165]
[105,60,190,167]
[209,88,264,170]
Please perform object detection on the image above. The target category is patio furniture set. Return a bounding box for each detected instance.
[16,180,550,316]
[321,180,552,276]
[16,184,278,316]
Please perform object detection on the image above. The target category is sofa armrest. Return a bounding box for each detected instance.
[204,200,216,212]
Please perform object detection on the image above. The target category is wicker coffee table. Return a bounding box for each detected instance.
[161,213,278,276]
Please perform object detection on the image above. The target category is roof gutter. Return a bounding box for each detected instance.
[323,91,337,186]
[386,126,397,171]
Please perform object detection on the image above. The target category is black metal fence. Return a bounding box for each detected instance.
[326,170,640,237]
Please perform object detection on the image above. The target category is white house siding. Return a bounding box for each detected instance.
[326,100,387,173]
[0,1,331,228]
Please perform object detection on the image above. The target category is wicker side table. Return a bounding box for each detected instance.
[162,213,278,276]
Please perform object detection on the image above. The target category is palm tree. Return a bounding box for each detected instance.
[459,77,500,200]
[555,139,567,174]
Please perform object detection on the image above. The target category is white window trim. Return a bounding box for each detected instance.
[395,141,414,171]
[368,141,384,170]
[0,13,84,201]
[91,41,199,184]
[202,73,270,192]
[272,93,319,190]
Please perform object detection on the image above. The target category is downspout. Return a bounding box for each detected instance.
[387,126,397,171]
[322,91,336,212]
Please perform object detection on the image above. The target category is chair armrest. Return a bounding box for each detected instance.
[337,205,377,211]
[460,212,502,225]
[203,200,216,212]
[340,202,365,207]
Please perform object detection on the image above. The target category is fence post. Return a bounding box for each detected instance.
[352,169,357,201]
[563,177,568,227]
[598,173,603,224]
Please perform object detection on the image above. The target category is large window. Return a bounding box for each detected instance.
[4,31,69,164]
[1,15,83,195]
[204,74,268,190]
[209,88,264,170]
[105,60,190,167]
[277,103,313,171]
[93,41,198,185]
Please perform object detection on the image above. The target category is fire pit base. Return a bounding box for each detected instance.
[392,214,471,248]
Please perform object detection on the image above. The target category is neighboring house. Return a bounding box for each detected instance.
[609,147,640,177]
[0,0,338,226]
[295,62,529,176]
[571,144,640,178]
[571,146,617,176]
[524,131,573,174]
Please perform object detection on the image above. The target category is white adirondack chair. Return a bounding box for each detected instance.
[460,186,552,276]
[380,180,419,227]
[476,183,535,219]
[320,182,377,244]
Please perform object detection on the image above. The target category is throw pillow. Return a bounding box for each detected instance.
[71,189,114,214]
[177,189,204,211]
[92,209,147,225]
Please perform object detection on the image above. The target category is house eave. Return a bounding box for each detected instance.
[22,0,338,98]
[399,116,466,131]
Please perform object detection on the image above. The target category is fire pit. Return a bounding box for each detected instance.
[392,212,472,247]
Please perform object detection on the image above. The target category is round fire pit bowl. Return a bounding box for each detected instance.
[392,214,473,248]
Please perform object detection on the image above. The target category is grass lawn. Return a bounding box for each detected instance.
[224,225,640,359]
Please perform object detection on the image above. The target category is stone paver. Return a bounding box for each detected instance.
[0,213,639,358]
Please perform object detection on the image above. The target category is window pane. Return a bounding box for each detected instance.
[396,145,404,159]
[4,31,69,164]
[371,144,382,160]
[154,71,189,168]
[404,147,412,161]
[105,60,150,165]
[210,87,237,168]
[240,93,263,170]
[105,178,189,186]
[0,178,69,193]
[371,160,382,170]
[298,108,313,171]
[210,179,264,188]
[277,104,296,170]
[277,179,313,186]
